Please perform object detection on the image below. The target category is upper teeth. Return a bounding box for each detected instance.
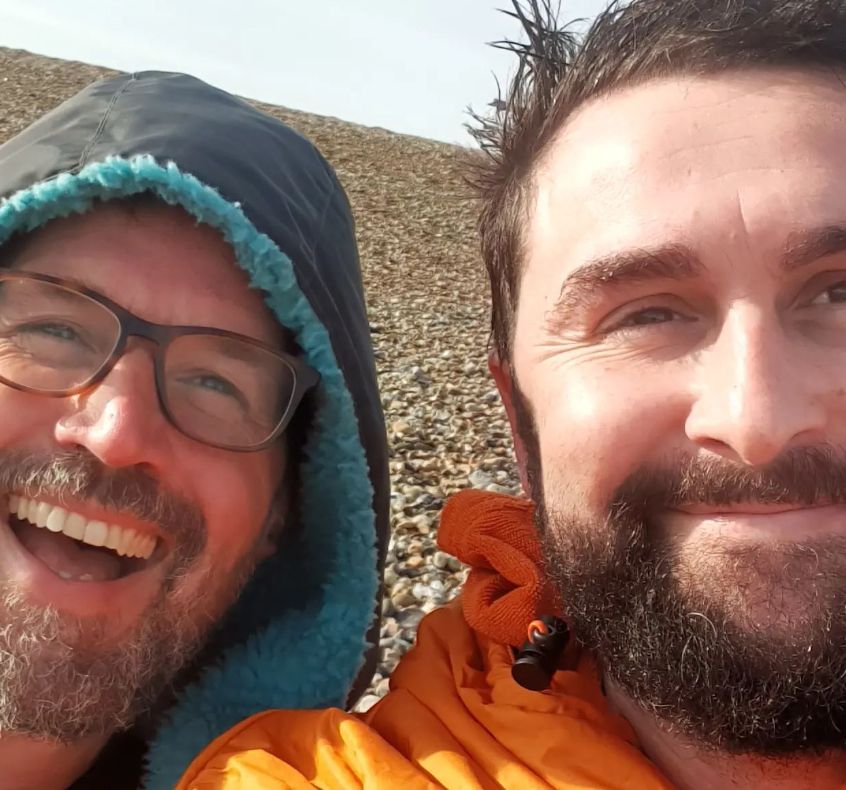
[8,495,157,560]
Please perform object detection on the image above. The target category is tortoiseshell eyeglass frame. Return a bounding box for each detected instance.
[0,271,320,452]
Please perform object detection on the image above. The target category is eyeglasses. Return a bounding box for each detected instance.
[0,271,319,452]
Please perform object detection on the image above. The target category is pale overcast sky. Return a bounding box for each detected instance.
[0,0,606,145]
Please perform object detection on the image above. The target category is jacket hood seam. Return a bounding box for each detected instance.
[77,75,135,172]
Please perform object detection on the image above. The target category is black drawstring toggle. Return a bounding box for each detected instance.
[511,615,570,691]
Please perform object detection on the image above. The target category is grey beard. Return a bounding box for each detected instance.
[0,537,262,742]
[0,582,203,741]
[0,448,210,741]
[0,448,265,742]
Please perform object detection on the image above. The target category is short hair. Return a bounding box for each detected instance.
[468,0,846,362]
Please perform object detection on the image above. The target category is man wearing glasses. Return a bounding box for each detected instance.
[0,72,388,789]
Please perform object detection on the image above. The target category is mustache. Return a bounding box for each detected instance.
[0,449,206,568]
[612,446,846,515]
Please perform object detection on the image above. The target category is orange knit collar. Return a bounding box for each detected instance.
[437,489,564,648]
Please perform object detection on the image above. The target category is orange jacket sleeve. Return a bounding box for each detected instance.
[174,707,437,790]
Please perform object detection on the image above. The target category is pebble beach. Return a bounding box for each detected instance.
[0,48,523,705]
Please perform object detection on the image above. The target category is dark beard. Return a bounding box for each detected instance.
[508,379,846,756]
[544,492,846,757]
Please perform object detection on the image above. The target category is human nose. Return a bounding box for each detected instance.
[685,306,826,467]
[54,344,168,469]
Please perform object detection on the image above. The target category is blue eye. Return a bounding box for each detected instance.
[189,374,238,396]
[24,322,82,341]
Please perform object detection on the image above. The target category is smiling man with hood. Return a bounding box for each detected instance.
[0,71,388,789]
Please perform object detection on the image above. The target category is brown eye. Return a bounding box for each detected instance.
[598,294,698,338]
[818,283,846,304]
[619,307,679,326]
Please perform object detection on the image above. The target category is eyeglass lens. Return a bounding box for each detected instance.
[0,276,297,449]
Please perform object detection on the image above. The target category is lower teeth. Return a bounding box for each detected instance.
[10,516,145,580]
[58,570,95,582]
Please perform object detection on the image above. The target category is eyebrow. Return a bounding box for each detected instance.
[548,224,846,332]
[782,225,846,271]
[200,336,284,365]
[548,245,702,332]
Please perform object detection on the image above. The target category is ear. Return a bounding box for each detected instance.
[256,484,288,562]
[489,349,533,497]
[256,514,279,562]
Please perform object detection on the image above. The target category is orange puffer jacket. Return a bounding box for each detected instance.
[175,491,673,789]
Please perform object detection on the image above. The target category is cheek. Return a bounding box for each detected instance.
[198,455,280,567]
[0,388,63,446]
[528,361,685,511]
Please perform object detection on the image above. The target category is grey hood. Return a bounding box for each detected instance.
[0,71,389,788]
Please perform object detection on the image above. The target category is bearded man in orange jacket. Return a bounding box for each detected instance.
[178,1,846,788]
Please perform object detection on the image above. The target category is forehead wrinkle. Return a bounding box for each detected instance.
[547,244,703,333]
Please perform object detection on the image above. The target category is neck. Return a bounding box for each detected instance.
[604,676,846,790]
[0,731,108,790]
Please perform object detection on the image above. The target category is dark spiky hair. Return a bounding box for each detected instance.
[468,0,846,362]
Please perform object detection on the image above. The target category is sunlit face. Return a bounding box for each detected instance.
[493,69,846,751]
[0,201,286,738]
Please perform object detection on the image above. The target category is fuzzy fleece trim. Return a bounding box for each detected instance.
[0,155,378,789]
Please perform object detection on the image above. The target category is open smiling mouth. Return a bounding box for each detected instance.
[6,494,164,582]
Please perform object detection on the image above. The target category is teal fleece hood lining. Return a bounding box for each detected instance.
[0,155,379,789]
